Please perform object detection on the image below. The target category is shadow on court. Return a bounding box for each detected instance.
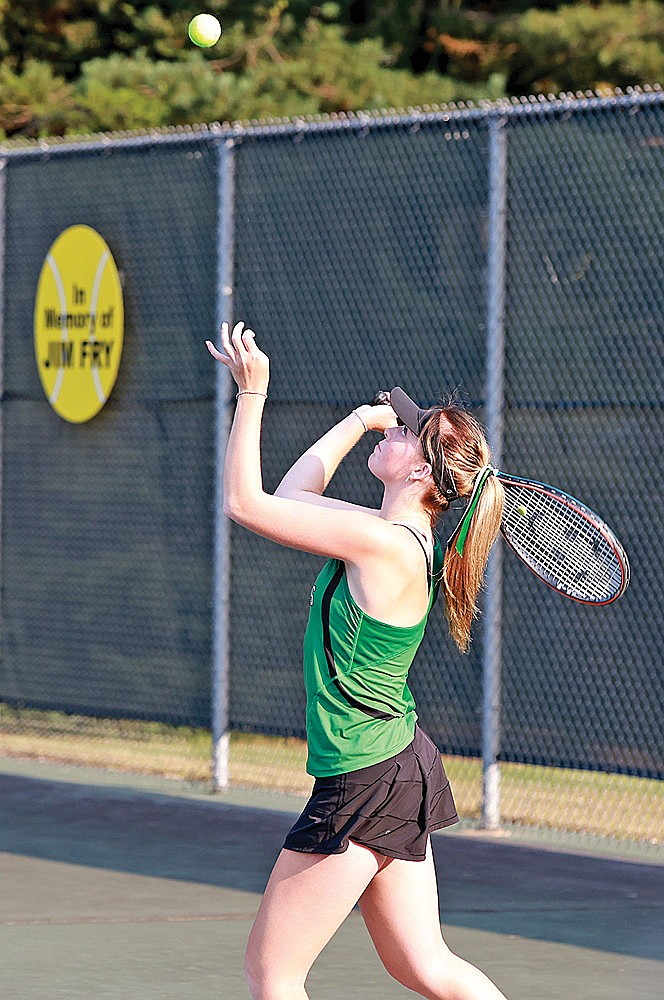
[1,759,662,1000]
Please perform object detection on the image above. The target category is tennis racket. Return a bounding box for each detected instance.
[370,390,391,406]
[368,391,629,604]
[495,472,630,605]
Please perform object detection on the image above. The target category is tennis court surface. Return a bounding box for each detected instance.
[1,756,662,1000]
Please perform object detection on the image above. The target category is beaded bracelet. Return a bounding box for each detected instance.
[351,409,368,432]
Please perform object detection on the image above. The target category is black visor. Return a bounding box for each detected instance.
[390,387,459,502]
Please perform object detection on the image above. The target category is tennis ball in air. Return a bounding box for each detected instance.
[516,504,528,517]
[188,13,222,47]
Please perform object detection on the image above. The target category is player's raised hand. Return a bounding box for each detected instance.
[206,321,269,396]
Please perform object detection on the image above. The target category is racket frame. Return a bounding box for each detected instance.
[497,472,630,606]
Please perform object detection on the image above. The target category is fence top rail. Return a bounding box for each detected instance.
[1,86,662,160]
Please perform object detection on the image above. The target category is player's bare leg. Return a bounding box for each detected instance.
[359,841,509,1000]
[245,841,386,1000]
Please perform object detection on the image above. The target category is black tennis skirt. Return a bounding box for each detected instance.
[283,726,459,862]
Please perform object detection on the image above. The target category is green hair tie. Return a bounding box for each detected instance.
[454,465,497,557]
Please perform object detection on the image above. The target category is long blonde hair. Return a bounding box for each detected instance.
[420,405,504,653]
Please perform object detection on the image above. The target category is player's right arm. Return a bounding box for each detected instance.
[274,403,395,515]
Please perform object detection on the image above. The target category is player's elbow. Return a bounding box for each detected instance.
[222,497,236,521]
[222,493,247,523]
[222,492,267,530]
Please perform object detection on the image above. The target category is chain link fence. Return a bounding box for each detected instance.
[0,91,662,853]
[501,104,662,784]
[0,139,220,724]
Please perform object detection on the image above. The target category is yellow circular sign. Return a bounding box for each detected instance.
[34,225,124,423]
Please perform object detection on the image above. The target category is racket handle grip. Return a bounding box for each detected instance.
[370,390,391,406]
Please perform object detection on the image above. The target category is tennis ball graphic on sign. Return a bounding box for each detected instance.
[34,225,124,423]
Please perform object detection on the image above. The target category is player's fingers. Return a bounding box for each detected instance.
[232,321,260,361]
[220,321,236,359]
[241,327,257,352]
[205,340,231,364]
[231,320,249,354]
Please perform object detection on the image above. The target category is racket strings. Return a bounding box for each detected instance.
[501,485,622,601]
[504,492,612,583]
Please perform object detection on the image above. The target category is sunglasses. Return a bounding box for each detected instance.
[396,417,459,502]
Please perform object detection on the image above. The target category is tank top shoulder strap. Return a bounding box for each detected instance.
[393,523,434,582]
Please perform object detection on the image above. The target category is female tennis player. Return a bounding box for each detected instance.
[206,321,509,1000]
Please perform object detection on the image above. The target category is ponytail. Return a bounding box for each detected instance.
[421,402,505,653]
[420,405,504,653]
[442,475,504,653]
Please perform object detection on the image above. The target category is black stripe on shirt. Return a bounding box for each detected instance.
[320,563,395,721]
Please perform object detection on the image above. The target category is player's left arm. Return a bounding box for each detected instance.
[206,323,397,557]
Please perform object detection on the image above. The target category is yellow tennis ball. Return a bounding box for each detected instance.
[188,13,222,47]
[516,504,528,517]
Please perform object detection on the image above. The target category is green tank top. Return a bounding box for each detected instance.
[302,531,444,776]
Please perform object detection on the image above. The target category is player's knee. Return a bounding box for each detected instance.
[244,940,304,1000]
[243,938,266,997]
[380,953,423,992]
[382,951,454,997]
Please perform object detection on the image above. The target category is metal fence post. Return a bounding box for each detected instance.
[0,158,6,696]
[482,115,508,830]
[211,137,237,790]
